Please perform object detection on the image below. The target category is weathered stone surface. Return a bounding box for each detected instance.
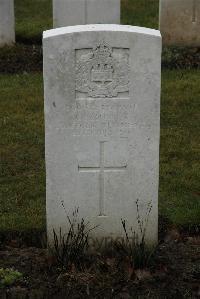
[159,0,200,46]
[43,25,161,248]
[53,0,120,28]
[0,0,15,47]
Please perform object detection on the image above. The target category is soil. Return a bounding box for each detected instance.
[0,44,42,74]
[0,44,200,74]
[162,46,200,69]
[0,230,199,299]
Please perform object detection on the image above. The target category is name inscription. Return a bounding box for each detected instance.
[70,100,135,137]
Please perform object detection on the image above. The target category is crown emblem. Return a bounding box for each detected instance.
[76,41,130,98]
[93,42,112,58]
[91,42,113,83]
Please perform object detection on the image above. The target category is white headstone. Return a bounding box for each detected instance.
[43,24,161,249]
[53,0,120,28]
[0,0,15,47]
[159,0,200,46]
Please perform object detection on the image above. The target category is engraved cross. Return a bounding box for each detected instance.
[78,141,127,216]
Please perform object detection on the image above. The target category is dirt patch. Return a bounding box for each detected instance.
[162,46,200,69]
[0,44,42,74]
[0,45,200,75]
[0,230,46,250]
[0,234,199,299]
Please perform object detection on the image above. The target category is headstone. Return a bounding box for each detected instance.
[0,0,15,47]
[43,24,161,249]
[159,0,200,46]
[53,0,120,28]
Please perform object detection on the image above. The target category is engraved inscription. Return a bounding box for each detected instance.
[78,141,127,216]
[70,100,135,137]
[75,41,130,99]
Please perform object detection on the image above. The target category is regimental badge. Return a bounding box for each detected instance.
[75,41,130,98]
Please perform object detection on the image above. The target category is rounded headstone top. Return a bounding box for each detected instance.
[43,24,161,40]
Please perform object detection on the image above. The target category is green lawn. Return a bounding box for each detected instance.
[0,71,199,232]
[0,0,199,233]
[0,74,45,231]
[15,0,52,43]
[160,70,200,227]
[121,0,159,29]
[14,0,159,43]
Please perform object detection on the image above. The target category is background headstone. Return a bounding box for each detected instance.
[43,24,161,248]
[0,0,15,47]
[159,0,200,46]
[53,0,120,28]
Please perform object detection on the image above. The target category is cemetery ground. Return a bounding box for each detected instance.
[0,0,200,298]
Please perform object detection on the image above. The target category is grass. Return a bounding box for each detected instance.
[0,74,45,231]
[121,0,159,29]
[0,70,199,232]
[14,0,159,43]
[160,70,200,227]
[15,0,52,43]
